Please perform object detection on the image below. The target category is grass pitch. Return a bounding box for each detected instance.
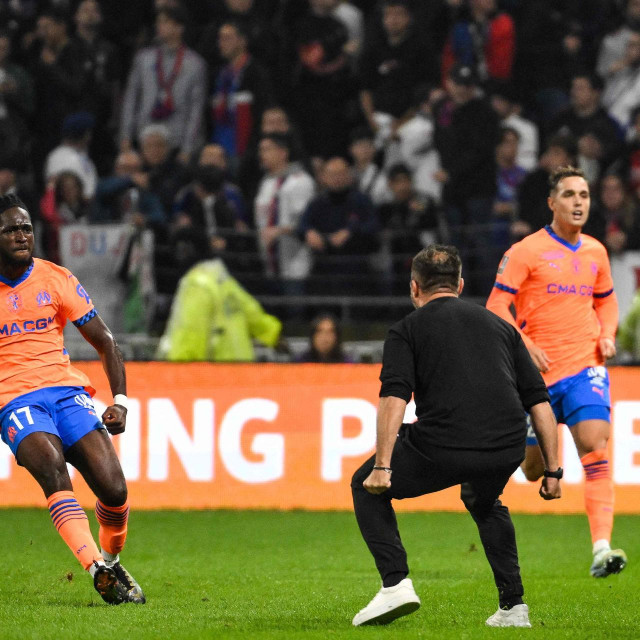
[0,509,637,639]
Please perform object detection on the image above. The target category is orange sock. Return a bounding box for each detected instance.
[581,449,614,544]
[47,491,102,571]
[95,500,129,556]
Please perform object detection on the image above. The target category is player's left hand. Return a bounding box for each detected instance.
[363,469,391,494]
[598,337,616,360]
[102,404,127,436]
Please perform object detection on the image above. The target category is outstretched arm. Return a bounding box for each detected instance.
[77,315,127,435]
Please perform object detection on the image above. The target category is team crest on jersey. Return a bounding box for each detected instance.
[497,255,509,274]
[6,293,21,313]
[591,262,598,275]
[36,290,52,306]
[6,426,17,443]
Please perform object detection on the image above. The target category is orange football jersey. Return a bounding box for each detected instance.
[486,226,618,386]
[0,258,96,407]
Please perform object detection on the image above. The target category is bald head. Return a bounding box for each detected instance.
[322,157,353,192]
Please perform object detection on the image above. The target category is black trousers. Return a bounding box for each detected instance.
[351,425,525,601]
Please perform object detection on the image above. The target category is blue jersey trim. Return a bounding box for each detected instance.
[544,225,582,252]
[72,308,97,327]
[0,261,34,288]
[593,288,614,299]
[494,281,518,294]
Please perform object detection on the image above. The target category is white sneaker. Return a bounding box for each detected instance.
[352,578,421,626]
[486,604,531,628]
[590,548,627,578]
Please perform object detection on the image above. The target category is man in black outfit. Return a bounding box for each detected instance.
[351,245,562,628]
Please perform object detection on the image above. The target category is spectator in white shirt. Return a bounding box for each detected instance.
[44,111,97,199]
[254,133,315,285]
[487,81,539,171]
[348,126,390,205]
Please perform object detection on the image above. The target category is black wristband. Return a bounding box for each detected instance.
[373,466,392,475]
[543,467,563,479]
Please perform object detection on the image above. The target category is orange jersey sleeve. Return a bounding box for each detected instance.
[487,227,618,386]
[592,249,618,341]
[486,241,538,348]
[0,259,97,407]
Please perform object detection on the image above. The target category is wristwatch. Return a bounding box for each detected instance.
[543,467,563,479]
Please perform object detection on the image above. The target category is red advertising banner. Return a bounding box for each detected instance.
[1,363,639,513]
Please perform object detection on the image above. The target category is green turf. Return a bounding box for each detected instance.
[0,509,637,639]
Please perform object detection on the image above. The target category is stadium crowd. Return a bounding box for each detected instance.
[2,0,640,328]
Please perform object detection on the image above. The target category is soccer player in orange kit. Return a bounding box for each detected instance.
[487,166,626,577]
[0,194,145,604]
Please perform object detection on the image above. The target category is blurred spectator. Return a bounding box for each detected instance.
[596,172,640,254]
[197,0,277,73]
[0,29,35,164]
[93,151,165,225]
[156,255,282,362]
[618,286,640,361]
[597,0,640,80]
[620,105,640,194]
[238,105,308,209]
[377,163,439,293]
[513,134,577,240]
[285,0,354,160]
[330,0,364,59]
[549,73,623,184]
[298,312,351,362]
[515,1,589,121]
[40,171,89,263]
[139,123,188,215]
[211,19,273,163]
[442,0,516,84]
[493,126,527,254]
[172,165,244,260]
[29,9,83,172]
[602,30,640,131]
[360,0,438,149]
[348,126,389,205]
[254,133,315,286]
[71,0,120,175]
[433,63,500,296]
[120,6,206,164]
[298,156,380,294]
[494,127,527,222]
[197,143,248,224]
[487,80,539,171]
[44,111,97,199]
[392,86,443,203]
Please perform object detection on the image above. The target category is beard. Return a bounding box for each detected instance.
[1,248,33,267]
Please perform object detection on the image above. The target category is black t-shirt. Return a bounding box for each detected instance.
[379,296,548,451]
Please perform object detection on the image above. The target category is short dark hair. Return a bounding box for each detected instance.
[221,18,250,41]
[260,132,291,152]
[411,245,461,294]
[0,193,27,217]
[572,72,604,92]
[548,165,585,194]
[387,163,412,181]
[499,126,520,143]
[546,134,577,161]
[384,0,412,11]
[157,6,189,27]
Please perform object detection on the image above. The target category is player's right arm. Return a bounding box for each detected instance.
[529,401,561,500]
[78,315,127,436]
[486,244,552,373]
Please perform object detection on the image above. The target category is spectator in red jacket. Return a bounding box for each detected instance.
[441,0,515,85]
